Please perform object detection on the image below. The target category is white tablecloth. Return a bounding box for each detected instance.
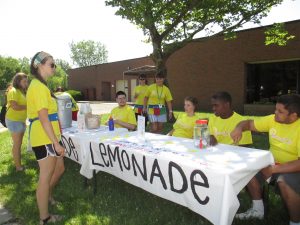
[62,127,274,225]
[61,124,128,178]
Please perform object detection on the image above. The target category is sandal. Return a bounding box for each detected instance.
[39,214,63,224]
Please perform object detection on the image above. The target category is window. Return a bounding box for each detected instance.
[246,60,300,104]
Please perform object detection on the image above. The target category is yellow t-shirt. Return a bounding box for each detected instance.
[54,92,79,111]
[134,85,148,113]
[110,105,137,128]
[208,112,253,145]
[144,84,173,115]
[254,115,300,164]
[173,113,198,139]
[27,79,61,147]
[6,87,27,122]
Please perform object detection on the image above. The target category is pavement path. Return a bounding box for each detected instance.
[0,101,118,224]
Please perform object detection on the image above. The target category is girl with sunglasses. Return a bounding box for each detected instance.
[27,51,65,224]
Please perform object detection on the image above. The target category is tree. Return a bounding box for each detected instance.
[55,59,72,73]
[105,0,286,75]
[47,65,68,91]
[0,56,21,90]
[69,40,108,67]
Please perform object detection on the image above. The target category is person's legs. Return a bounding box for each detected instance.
[11,131,25,170]
[236,176,264,219]
[49,157,65,203]
[157,122,164,134]
[36,156,57,220]
[278,174,300,223]
[150,122,158,133]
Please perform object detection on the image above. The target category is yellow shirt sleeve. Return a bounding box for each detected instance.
[164,86,173,102]
[254,115,273,132]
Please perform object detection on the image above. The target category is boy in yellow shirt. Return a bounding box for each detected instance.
[231,94,300,224]
[209,91,252,146]
[108,91,137,130]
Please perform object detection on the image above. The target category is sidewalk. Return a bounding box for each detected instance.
[0,204,20,225]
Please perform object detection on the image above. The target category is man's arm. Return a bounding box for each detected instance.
[114,120,136,131]
[262,159,300,179]
[230,120,257,144]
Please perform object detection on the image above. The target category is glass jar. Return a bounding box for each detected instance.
[193,119,210,149]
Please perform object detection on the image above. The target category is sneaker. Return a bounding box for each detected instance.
[235,207,264,220]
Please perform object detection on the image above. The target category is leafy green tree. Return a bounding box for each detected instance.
[18,57,30,74]
[55,59,72,73]
[105,0,286,75]
[0,56,21,90]
[265,23,295,46]
[47,65,68,91]
[69,40,108,67]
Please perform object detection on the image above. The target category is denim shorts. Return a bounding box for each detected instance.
[148,114,167,123]
[5,118,26,133]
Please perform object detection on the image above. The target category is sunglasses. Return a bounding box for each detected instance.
[139,78,145,80]
[49,63,56,69]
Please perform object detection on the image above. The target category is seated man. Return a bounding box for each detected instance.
[231,94,300,225]
[108,91,137,131]
[209,91,252,146]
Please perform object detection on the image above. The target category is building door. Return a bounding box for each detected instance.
[130,79,138,102]
[101,82,111,101]
[116,80,128,98]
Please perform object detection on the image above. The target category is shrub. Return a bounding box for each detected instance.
[66,89,84,101]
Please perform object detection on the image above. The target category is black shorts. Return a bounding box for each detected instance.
[32,142,63,161]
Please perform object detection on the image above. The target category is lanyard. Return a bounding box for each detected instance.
[156,84,164,104]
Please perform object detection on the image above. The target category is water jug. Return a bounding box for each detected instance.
[56,94,72,128]
[194,119,210,149]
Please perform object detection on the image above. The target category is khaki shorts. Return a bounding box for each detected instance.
[257,172,300,195]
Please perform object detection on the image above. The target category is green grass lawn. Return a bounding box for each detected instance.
[0,121,288,225]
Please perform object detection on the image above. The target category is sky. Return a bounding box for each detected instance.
[0,0,300,66]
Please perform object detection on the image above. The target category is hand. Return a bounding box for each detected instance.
[230,127,243,145]
[261,165,273,180]
[54,142,65,157]
[210,135,218,146]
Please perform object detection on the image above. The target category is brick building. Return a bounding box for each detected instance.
[68,19,300,115]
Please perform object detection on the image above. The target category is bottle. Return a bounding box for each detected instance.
[77,110,86,131]
[108,116,114,131]
[194,119,210,149]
